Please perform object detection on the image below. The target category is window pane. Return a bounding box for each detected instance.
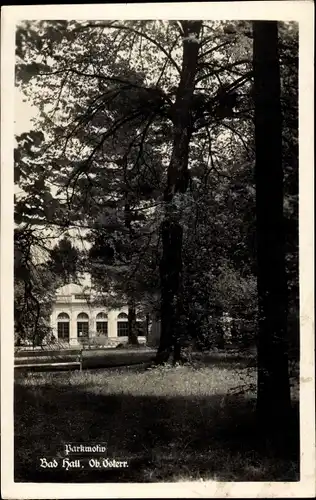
[117,312,128,319]
[58,322,69,340]
[96,312,108,319]
[117,321,129,337]
[77,312,89,320]
[96,321,108,336]
[77,322,89,337]
[57,312,70,320]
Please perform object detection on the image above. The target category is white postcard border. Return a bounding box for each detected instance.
[1,2,315,498]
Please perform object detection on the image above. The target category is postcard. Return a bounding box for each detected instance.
[1,2,315,498]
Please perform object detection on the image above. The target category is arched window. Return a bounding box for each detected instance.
[57,312,70,320]
[96,312,108,319]
[96,312,108,336]
[57,312,70,340]
[77,312,89,320]
[117,312,128,337]
[77,312,89,338]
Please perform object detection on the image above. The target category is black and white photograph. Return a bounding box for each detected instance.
[1,2,315,498]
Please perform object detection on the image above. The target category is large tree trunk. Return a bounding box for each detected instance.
[156,21,202,364]
[158,219,184,363]
[253,21,291,438]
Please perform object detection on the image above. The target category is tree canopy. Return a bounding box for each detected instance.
[14,20,298,378]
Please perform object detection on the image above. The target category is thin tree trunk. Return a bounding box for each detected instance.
[128,304,139,345]
[253,21,291,438]
[123,197,139,346]
[213,305,225,349]
[145,313,150,342]
[156,21,202,364]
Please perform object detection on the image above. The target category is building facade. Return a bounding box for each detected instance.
[50,281,153,347]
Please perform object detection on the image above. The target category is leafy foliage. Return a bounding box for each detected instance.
[14,228,55,345]
[14,20,298,355]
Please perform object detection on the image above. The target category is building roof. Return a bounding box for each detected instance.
[55,273,93,297]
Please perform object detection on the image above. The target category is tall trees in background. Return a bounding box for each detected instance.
[48,237,81,283]
[14,227,52,346]
[253,21,291,433]
[15,20,254,354]
[14,19,298,392]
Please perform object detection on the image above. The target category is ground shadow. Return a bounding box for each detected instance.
[14,379,299,483]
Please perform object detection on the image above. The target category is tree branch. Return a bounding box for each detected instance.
[198,40,232,60]
[196,61,251,84]
[65,108,147,205]
[84,22,182,75]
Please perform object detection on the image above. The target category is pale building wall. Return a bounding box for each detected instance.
[50,283,149,346]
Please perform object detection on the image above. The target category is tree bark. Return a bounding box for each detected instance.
[128,304,139,345]
[253,21,291,437]
[145,313,150,343]
[213,305,225,349]
[156,21,202,364]
[123,197,139,345]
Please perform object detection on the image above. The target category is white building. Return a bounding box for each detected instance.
[50,277,160,347]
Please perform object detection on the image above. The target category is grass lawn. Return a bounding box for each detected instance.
[14,361,299,482]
